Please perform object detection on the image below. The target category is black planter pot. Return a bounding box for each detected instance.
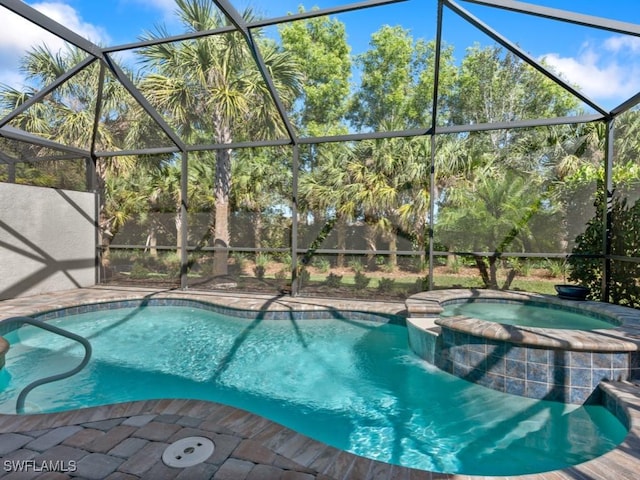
[554,284,589,301]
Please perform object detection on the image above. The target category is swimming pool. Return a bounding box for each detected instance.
[0,301,626,476]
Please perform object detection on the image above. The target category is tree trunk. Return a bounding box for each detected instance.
[386,228,397,270]
[175,209,182,256]
[213,146,232,277]
[253,210,262,250]
[337,216,347,268]
[364,218,377,270]
[146,226,158,258]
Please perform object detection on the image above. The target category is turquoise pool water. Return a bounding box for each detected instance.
[440,301,615,330]
[0,305,626,475]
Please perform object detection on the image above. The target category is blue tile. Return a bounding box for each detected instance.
[482,373,505,391]
[569,387,592,404]
[504,345,526,361]
[505,378,526,396]
[592,353,612,369]
[550,365,570,386]
[591,368,612,388]
[487,357,505,376]
[527,348,549,364]
[570,368,592,388]
[546,386,570,403]
[527,362,549,383]
[505,359,526,378]
[611,368,629,382]
[569,351,592,368]
[467,350,487,370]
[526,381,551,400]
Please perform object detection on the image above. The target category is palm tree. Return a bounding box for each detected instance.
[137,0,301,277]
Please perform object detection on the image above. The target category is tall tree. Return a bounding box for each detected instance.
[279,8,351,136]
[280,10,352,267]
[345,26,453,266]
[138,0,301,277]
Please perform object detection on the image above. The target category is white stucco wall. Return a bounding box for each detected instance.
[0,183,96,300]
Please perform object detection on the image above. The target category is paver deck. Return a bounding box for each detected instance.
[0,286,639,479]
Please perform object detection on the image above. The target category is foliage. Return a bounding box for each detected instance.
[354,271,371,290]
[279,8,351,133]
[544,258,566,279]
[348,258,364,273]
[377,277,396,293]
[568,184,640,306]
[313,258,331,273]
[130,263,150,279]
[254,253,270,279]
[325,273,343,288]
[298,267,311,287]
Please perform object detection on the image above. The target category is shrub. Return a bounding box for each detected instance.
[231,252,248,273]
[298,267,311,287]
[162,252,182,278]
[325,273,343,287]
[377,277,396,293]
[130,263,150,279]
[348,258,364,273]
[313,258,331,273]
[254,253,269,279]
[544,258,566,278]
[354,271,370,290]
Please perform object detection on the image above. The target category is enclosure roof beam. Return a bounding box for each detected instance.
[460,0,640,37]
[103,26,236,53]
[93,146,182,158]
[611,92,640,117]
[249,0,409,29]
[446,0,609,117]
[435,113,603,135]
[94,113,604,153]
[0,125,89,157]
[104,0,407,53]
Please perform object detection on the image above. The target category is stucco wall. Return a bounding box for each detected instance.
[0,183,96,300]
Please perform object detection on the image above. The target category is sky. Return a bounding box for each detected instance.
[0,0,640,112]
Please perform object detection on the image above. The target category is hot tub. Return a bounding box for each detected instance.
[406,289,640,404]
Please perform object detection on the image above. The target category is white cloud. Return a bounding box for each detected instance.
[540,35,640,107]
[0,2,109,88]
[603,35,640,54]
[32,2,110,45]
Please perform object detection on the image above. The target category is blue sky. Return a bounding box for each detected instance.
[1,0,640,112]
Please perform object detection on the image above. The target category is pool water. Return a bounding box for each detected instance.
[440,301,615,330]
[0,306,626,475]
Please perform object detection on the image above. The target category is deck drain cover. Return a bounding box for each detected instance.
[162,436,215,468]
